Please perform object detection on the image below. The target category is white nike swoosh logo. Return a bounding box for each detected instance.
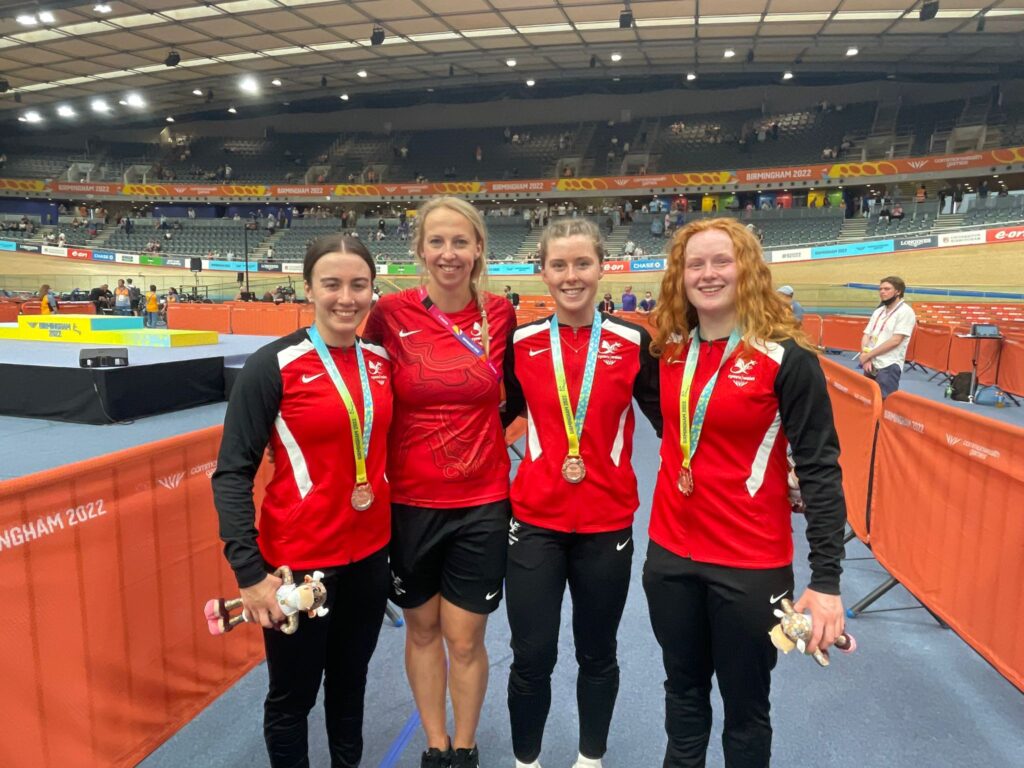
[769,592,788,604]
[399,329,421,337]
[529,348,550,357]
[616,538,631,551]
[485,590,500,600]
[301,373,325,383]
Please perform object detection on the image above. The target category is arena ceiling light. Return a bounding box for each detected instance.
[339,93,349,100]
[93,4,112,13]
[22,110,43,123]
[782,71,794,80]
[356,69,368,78]
[125,92,145,108]
[610,52,622,62]
[239,75,259,93]
[686,72,697,81]
[271,78,282,86]
[227,106,237,114]
[526,79,535,87]
[16,14,39,26]
[192,88,203,96]
[90,98,109,112]
[56,104,76,117]
[846,47,859,56]
[166,116,175,122]
[723,48,736,58]
[506,58,517,67]
[38,11,55,23]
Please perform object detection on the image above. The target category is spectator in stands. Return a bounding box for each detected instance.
[978,180,989,203]
[953,184,965,213]
[776,285,805,322]
[57,231,67,247]
[266,245,275,263]
[475,145,483,162]
[599,293,615,313]
[503,285,520,308]
[144,285,160,328]
[187,207,196,219]
[650,215,664,238]
[878,204,892,223]
[623,240,636,256]
[638,291,656,313]
[891,203,904,221]
[859,276,916,399]
[633,246,644,258]
[915,185,926,204]
[162,287,178,324]
[621,286,638,312]
[377,217,386,234]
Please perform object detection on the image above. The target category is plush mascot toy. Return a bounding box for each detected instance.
[204,565,328,636]
[769,598,857,667]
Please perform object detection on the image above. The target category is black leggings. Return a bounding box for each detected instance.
[505,518,634,763]
[262,547,389,768]
[642,541,794,768]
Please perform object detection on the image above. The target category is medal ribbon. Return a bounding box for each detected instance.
[308,325,374,484]
[679,329,741,471]
[550,313,603,458]
[419,287,498,378]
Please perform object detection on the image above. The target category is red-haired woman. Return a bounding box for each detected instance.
[643,218,847,767]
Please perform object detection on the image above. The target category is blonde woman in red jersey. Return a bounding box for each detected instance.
[363,196,517,768]
[502,219,661,768]
[643,218,846,768]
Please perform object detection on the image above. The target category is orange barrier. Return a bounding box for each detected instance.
[0,301,18,322]
[20,301,96,315]
[821,315,865,351]
[908,321,952,374]
[168,303,233,333]
[617,310,655,334]
[947,324,1000,386]
[997,334,1024,396]
[870,393,1024,693]
[230,303,301,336]
[819,357,882,543]
[0,427,269,766]
[802,313,823,347]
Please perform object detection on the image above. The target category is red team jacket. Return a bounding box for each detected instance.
[363,289,517,508]
[214,328,393,588]
[504,313,662,533]
[648,333,846,593]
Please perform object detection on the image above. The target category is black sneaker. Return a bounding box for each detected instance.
[451,745,479,768]
[421,745,453,768]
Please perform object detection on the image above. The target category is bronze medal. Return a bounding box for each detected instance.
[561,455,586,484]
[677,466,694,496]
[351,482,374,511]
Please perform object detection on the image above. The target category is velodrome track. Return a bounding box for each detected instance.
[3,238,1024,306]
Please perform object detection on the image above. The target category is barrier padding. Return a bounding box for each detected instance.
[821,315,865,351]
[230,304,300,337]
[167,303,232,334]
[908,322,952,374]
[0,302,18,322]
[820,357,882,543]
[802,313,823,347]
[0,426,269,766]
[20,301,97,315]
[871,393,1024,693]
[947,324,1000,386]
[997,333,1024,397]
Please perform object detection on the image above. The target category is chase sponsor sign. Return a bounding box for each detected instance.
[629,258,667,272]
[894,236,937,251]
[91,249,116,262]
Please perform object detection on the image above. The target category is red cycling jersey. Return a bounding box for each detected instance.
[363,288,516,508]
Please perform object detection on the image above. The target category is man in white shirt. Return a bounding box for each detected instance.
[858,276,916,398]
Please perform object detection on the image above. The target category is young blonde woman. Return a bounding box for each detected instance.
[642,218,846,768]
[363,196,517,768]
[502,219,660,768]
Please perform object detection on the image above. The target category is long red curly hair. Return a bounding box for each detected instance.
[650,217,815,359]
